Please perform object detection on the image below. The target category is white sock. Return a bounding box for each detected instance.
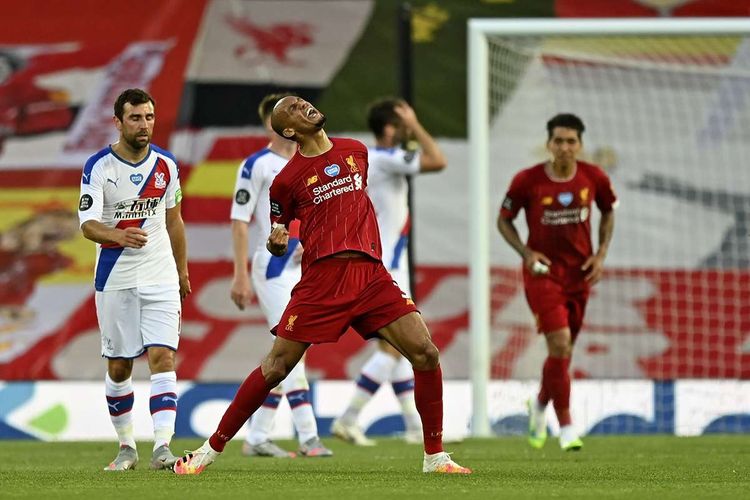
[340,350,397,425]
[560,424,579,442]
[391,357,421,432]
[150,371,177,451]
[532,399,547,432]
[282,361,318,444]
[105,372,136,449]
[246,388,282,445]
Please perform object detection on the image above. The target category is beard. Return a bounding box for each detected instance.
[314,113,327,129]
[123,132,151,151]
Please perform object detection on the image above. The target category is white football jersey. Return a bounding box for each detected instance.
[230,147,300,281]
[366,146,420,294]
[78,145,181,291]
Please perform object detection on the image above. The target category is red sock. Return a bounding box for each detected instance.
[541,356,572,427]
[537,384,550,407]
[209,367,273,452]
[413,365,444,455]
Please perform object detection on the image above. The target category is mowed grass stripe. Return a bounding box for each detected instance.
[0,436,747,499]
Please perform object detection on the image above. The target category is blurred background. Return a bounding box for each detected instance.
[1,0,749,441]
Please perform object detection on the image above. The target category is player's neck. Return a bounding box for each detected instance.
[268,137,297,160]
[547,160,577,181]
[298,131,332,158]
[112,141,150,164]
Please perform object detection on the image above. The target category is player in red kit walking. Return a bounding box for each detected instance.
[497,113,617,451]
[174,96,470,475]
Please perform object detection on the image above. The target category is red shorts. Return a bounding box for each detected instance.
[523,271,590,339]
[272,256,418,344]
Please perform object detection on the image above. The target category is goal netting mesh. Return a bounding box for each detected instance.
[480,31,750,433]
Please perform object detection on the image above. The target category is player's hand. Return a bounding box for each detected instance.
[582,254,605,284]
[523,248,551,276]
[267,223,289,257]
[393,101,419,128]
[230,274,254,310]
[117,227,148,248]
[179,273,192,300]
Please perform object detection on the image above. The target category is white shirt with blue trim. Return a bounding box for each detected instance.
[366,146,420,292]
[78,144,181,291]
[230,148,299,281]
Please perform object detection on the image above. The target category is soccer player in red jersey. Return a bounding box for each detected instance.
[174,96,471,475]
[497,113,617,451]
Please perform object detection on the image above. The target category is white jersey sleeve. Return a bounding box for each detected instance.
[78,147,109,226]
[371,147,421,176]
[230,150,267,223]
[163,159,182,208]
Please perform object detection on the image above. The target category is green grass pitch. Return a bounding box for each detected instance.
[0,436,747,499]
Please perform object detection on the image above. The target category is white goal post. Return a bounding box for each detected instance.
[468,18,750,437]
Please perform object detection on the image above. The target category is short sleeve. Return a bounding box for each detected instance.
[593,167,618,212]
[230,157,264,222]
[499,170,529,220]
[164,159,182,209]
[269,174,295,227]
[373,148,420,176]
[78,159,105,227]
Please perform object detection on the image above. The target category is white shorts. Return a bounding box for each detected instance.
[95,284,181,359]
[251,255,301,330]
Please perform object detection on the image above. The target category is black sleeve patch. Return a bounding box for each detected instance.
[270,199,283,217]
[502,196,512,210]
[235,189,250,205]
[79,194,93,211]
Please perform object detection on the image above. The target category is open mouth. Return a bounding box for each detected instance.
[306,108,317,118]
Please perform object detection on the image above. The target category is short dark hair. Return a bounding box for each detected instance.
[546,113,585,140]
[114,88,155,121]
[258,92,293,123]
[367,97,401,138]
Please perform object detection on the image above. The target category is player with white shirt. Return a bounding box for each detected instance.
[78,88,190,471]
[331,98,447,446]
[229,93,332,458]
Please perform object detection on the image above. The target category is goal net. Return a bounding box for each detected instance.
[468,19,750,436]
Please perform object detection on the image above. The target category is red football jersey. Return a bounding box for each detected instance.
[499,161,617,271]
[269,137,382,269]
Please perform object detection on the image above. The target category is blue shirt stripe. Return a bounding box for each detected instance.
[241,148,271,179]
[95,247,125,291]
[390,234,408,270]
[81,147,110,185]
[266,238,300,279]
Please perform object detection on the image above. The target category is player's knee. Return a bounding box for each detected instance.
[108,362,131,382]
[261,356,290,386]
[548,334,572,357]
[148,350,176,373]
[409,341,440,370]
